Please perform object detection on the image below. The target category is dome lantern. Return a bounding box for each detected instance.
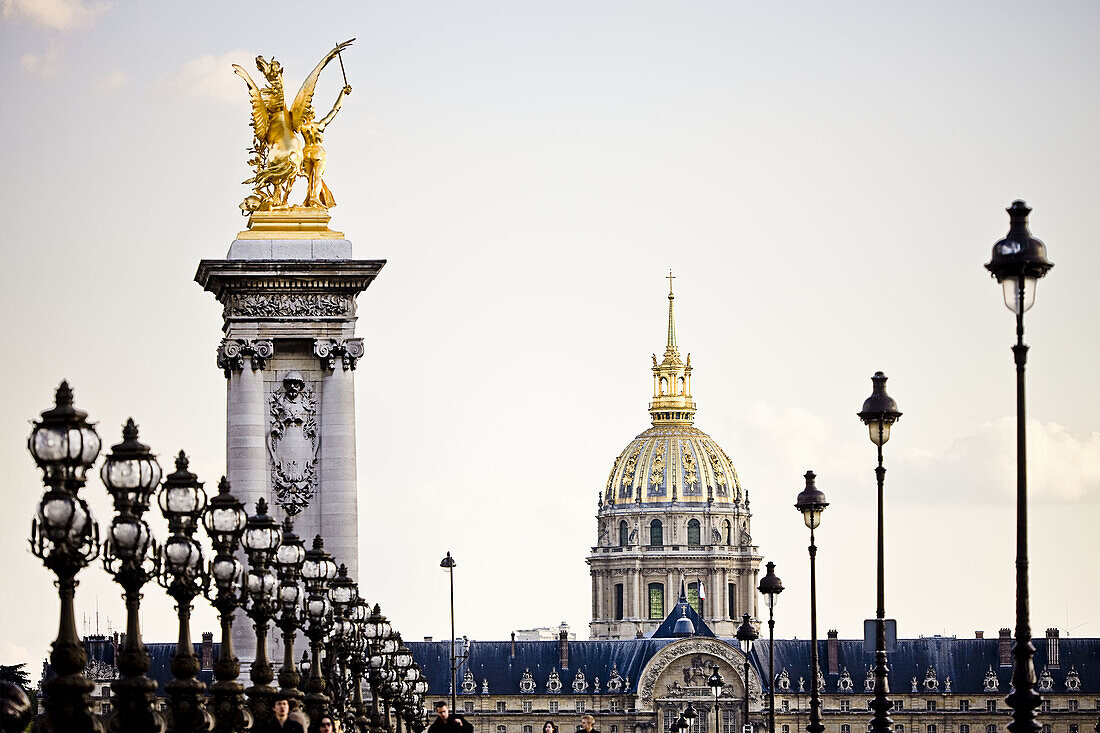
[649,271,696,426]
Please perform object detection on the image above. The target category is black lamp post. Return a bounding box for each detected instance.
[27,382,104,733]
[329,565,359,724]
[275,517,307,708]
[390,637,415,733]
[349,598,372,733]
[157,451,215,733]
[985,200,1053,733]
[683,702,698,733]
[439,551,457,712]
[794,471,828,733]
[736,614,758,733]
[707,665,724,733]
[366,605,394,733]
[301,535,338,729]
[757,562,784,733]
[202,477,253,733]
[858,372,902,733]
[242,497,283,727]
[100,418,166,733]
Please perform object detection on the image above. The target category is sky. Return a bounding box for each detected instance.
[1,0,1099,680]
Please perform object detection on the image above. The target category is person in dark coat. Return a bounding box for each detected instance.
[428,701,474,733]
[263,695,306,733]
[576,714,600,733]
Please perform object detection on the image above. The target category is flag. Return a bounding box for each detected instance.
[699,581,706,600]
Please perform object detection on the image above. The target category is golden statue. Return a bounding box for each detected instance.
[233,39,353,214]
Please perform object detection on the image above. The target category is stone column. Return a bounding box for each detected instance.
[217,337,273,659]
[314,338,363,582]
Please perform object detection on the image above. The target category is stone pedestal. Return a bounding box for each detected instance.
[197,234,384,661]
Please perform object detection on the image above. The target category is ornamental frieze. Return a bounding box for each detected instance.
[638,638,753,708]
[225,293,352,319]
[268,372,319,516]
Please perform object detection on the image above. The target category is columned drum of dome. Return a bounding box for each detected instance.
[588,275,763,639]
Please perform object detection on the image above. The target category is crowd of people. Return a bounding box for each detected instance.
[427,701,601,733]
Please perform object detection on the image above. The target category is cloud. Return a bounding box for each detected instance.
[19,41,61,77]
[1,0,107,32]
[724,401,1100,507]
[157,50,254,103]
[93,69,124,93]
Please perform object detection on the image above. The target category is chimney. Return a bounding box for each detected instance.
[998,628,1012,667]
[826,630,839,675]
[423,636,433,643]
[558,627,569,669]
[1046,628,1060,669]
[201,632,214,670]
[511,632,516,659]
[975,631,984,639]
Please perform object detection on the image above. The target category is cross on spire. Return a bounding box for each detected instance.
[666,270,676,295]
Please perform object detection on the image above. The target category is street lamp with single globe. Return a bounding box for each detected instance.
[683,702,698,733]
[858,371,901,733]
[440,551,458,711]
[795,471,828,733]
[736,614,758,732]
[707,665,724,733]
[758,563,784,733]
[985,200,1053,733]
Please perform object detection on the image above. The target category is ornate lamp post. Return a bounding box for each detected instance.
[707,665,724,733]
[349,599,372,733]
[736,614,758,733]
[366,605,394,733]
[100,418,166,733]
[985,200,1053,733]
[157,451,215,733]
[27,382,104,733]
[794,471,828,733]
[389,637,414,733]
[274,518,307,707]
[202,478,253,733]
[329,564,359,722]
[757,563,784,733]
[241,498,283,726]
[683,703,698,733]
[439,552,457,712]
[858,372,901,733]
[301,535,338,728]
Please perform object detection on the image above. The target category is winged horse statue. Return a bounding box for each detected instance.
[233,39,353,213]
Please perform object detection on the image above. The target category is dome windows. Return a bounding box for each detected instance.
[618,520,629,547]
[648,583,665,619]
[649,519,663,547]
[659,377,668,395]
[687,518,701,546]
[724,519,732,545]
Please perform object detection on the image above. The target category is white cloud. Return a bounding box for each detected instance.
[93,68,124,93]
[1,0,107,32]
[19,41,60,77]
[725,401,1100,507]
[157,49,254,103]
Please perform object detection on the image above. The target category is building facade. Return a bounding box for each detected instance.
[589,280,761,639]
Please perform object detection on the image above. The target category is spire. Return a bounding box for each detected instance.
[649,273,696,425]
[666,270,678,353]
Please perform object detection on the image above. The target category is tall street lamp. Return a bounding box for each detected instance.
[794,471,828,733]
[439,551,457,711]
[274,517,307,708]
[301,534,338,727]
[707,665,724,733]
[101,418,166,733]
[858,372,901,733]
[683,702,698,733]
[985,200,1053,733]
[736,614,758,733]
[157,451,215,733]
[202,477,253,733]
[758,562,784,733]
[27,381,104,733]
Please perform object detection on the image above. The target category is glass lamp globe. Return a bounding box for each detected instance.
[100,419,162,511]
[242,497,282,556]
[203,478,247,550]
[28,382,102,487]
[794,471,828,530]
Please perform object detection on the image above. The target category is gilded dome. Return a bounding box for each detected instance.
[605,424,742,505]
[603,274,742,506]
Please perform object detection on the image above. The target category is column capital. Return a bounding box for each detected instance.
[314,338,364,372]
[217,338,274,376]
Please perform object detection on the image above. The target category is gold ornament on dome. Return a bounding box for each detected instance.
[231,39,355,234]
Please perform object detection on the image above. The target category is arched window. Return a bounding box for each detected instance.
[650,519,663,546]
[687,581,701,614]
[687,519,701,546]
[648,583,664,619]
[723,519,732,545]
[619,520,629,547]
[659,377,668,395]
[677,376,685,394]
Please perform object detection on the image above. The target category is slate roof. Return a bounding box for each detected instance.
[48,638,219,691]
[409,636,1100,697]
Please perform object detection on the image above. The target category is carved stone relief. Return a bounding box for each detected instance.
[268,371,319,516]
[217,338,274,376]
[224,293,352,319]
[637,638,750,708]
